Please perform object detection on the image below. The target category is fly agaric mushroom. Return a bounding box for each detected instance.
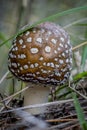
[8,22,72,114]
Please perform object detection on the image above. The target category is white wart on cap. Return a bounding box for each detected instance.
[8,22,72,86]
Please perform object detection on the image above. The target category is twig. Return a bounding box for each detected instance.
[46,118,77,123]
[47,120,78,130]
[0,70,9,84]
[0,99,73,114]
[72,41,87,51]
[1,86,29,102]
[0,98,12,112]
[63,123,80,130]
[68,81,87,99]
[63,17,87,29]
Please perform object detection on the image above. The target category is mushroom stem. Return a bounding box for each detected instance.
[24,83,49,115]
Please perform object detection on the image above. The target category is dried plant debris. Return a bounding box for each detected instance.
[0,110,48,130]
[0,97,87,130]
[0,78,87,130]
[75,78,87,94]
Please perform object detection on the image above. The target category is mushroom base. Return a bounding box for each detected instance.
[24,83,49,115]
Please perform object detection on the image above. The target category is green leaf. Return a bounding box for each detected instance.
[73,71,87,80]
[72,92,87,130]
[0,5,87,47]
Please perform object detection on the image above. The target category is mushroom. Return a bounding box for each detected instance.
[8,22,72,114]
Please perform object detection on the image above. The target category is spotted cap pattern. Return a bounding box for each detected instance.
[8,22,72,85]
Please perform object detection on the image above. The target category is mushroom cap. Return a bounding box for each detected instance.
[8,22,72,85]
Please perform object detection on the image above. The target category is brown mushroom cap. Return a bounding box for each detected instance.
[8,22,72,85]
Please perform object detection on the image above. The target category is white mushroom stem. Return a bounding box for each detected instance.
[24,83,49,115]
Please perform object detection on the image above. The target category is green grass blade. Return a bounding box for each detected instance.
[72,92,87,130]
[75,23,87,26]
[81,24,87,69]
[81,45,87,69]
[73,71,87,80]
[0,6,87,47]
[0,32,10,48]
[17,5,87,36]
